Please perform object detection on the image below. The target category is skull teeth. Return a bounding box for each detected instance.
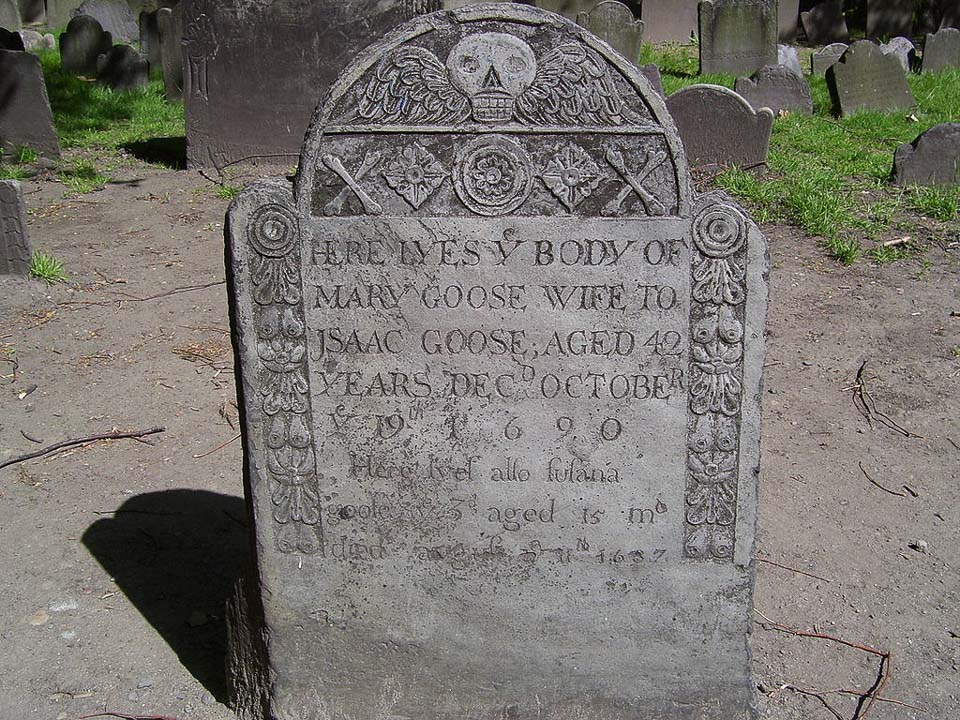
[472,93,514,122]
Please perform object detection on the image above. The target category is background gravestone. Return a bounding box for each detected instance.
[0,180,31,276]
[72,0,138,43]
[642,0,699,42]
[139,8,161,67]
[866,0,914,38]
[157,4,182,100]
[521,0,598,19]
[922,27,960,72]
[0,49,60,158]
[880,36,915,72]
[182,0,442,169]
[667,84,774,167]
[735,64,813,115]
[779,0,799,40]
[827,40,915,116]
[891,123,960,187]
[0,0,21,30]
[577,0,643,63]
[0,25,24,49]
[778,43,802,75]
[96,43,148,89]
[939,0,959,29]
[60,15,112,75]
[699,0,778,75]
[20,29,56,51]
[225,5,768,720]
[19,0,43,24]
[45,0,85,28]
[811,41,848,74]
[640,62,664,95]
[800,0,849,43]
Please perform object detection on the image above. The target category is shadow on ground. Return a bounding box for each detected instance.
[82,490,247,701]
[123,137,187,170]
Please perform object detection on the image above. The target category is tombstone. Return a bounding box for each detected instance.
[879,36,916,72]
[779,0,799,41]
[699,0,778,75]
[157,4,182,100]
[640,62,664,96]
[778,43,802,76]
[735,64,813,115]
[0,180,31,276]
[0,0,21,31]
[0,49,60,158]
[0,25,24,49]
[72,0,138,43]
[45,0,85,29]
[891,123,960,187]
[800,0,849,43]
[642,0,700,43]
[521,0,597,20]
[96,43,148,89]
[922,27,960,72]
[19,0,43,24]
[866,0,914,38]
[667,84,774,167]
[20,29,56,51]
[139,9,160,68]
[224,6,769,720]
[577,0,644,63]
[810,41,848,74]
[940,0,959,29]
[827,40,915,116]
[60,15,112,75]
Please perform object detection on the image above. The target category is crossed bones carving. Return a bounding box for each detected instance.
[322,151,383,216]
[602,148,667,217]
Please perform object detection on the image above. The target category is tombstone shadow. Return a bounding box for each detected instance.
[82,489,248,701]
[122,136,187,169]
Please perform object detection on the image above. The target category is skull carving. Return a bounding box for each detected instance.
[447,33,537,123]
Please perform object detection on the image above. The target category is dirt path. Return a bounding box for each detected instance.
[0,162,957,720]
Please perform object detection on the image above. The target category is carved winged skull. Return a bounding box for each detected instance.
[356,32,634,126]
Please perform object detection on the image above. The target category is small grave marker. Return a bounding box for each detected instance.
[577,0,644,64]
[157,5,183,101]
[891,123,960,187]
[827,40,915,116]
[922,27,960,72]
[699,0,778,75]
[735,64,813,115]
[880,36,916,72]
[0,180,31,276]
[96,44,148,90]
[800,0,849,44]
[811,41,848,74]
[60,15,112,76]
[778,43,802,76]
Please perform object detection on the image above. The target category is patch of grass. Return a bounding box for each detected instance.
[905,185,959,222]
[0,145,42,180]
[13,146,39,164]
[871,243,910,264]
[58,158,110,194]
[29,251,68,284]
[216,184,240,200]
[825,236,862,265]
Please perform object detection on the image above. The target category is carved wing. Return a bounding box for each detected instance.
[514,44,634,126]
[357,47,471,124]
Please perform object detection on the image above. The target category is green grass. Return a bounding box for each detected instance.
[29,251,68,284]
[58,158,110,194]
[216,184,240,200]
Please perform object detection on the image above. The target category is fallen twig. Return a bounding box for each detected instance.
[19,430,43,444]
[0,427,165,471]
[193,432,241,459]
[757,557,833,583]
[78,712,183,720]
[850,360,922,438]
[59,281,225,308]
[858,461,907,497]
[765,684,920,713]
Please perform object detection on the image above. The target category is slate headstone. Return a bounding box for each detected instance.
[800,0,849,43]
[60,15,112,75]
[224,6,768,720]
[867,0,914,39]
[668,84,774,167]
[811,41,848,74]
[922,27,960,72]
[640,61,665,96]
[139,9,160,68]
[735,63,813,115]
[0,25,24,49]
[891,123,960,186]
[18,0,43,24]
[96,43,148,89]
[827,40,915,116]
[880,36,916,72]
[0,180,31,276]
[778,43,803,76]
[779,0,800,41]
[20,29,56,51]
[699,0,778,75]
[642,0,699,43]
[156,4,182,100]
[72,0,138,44]
[577,0,644,63]
[0,49,60,158]
[0,0,21,31]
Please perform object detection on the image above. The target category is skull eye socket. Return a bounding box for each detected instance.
[505,55,527,74]
[459,55,480,74]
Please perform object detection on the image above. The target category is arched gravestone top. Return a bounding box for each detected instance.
[227,5,767,720]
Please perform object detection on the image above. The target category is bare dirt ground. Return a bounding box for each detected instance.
[0,158,957,720]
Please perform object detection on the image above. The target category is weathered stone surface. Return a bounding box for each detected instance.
[0,26,24,49]
[157,4,182,100]
[735,63,813,115]
[891,122,960,186]
[699,0,778,75]
[225,6,768,720]
[18,0,43,24]
[867,0,914,39]
[0,180,31,276]
[577,0,644,63]
[0,49,60,157]
[96,43,148,89]
[139,9,160,68]
[45,0,85,29]
[642,0,699,43]
[810,41,847,74]
[940,0,959,29]
[0,0,21,31]
[827,40,915,116]
[922,27,960,72]
[668,83,774,167]
[640,61,664,96]
[778,43,802,76]
[778,0,799,41]
[521,0,598,20]
[72,0,138,43]
[60,15,112,75]
[880,36,916,72]
[800,0,848,44]
[20,29,56,51]
[182,0,443,169]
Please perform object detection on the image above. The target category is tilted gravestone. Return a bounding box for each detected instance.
[0,26,25,50]
[891,123,960,187]
[800,0,849,44]
[182,0,441,169]
[96,43,148,90]
[72,0,138,43]
[827,40,915,116]
[0,0,21,31]
[867,0,914,38]
[922,27,960,72]
[577,0,644,63]
[778,43,802,76]
[698,0,778,75]
[60,15,113,75]
[880,36,916,72]
[779,0,799,41]
[810,41,848,74]
[0,180,31,276]
[157,4,182,100]
[735,64,813,115]
[225,5,768,720]
[667,84,774,168]
[642,0,699,43]
[0,49,60,158]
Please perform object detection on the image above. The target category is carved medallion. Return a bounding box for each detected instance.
[453,135,532,215]
[540,144,601,211]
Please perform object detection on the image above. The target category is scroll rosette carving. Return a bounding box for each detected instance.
[247,202,322,555]
[685,200,748,561]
